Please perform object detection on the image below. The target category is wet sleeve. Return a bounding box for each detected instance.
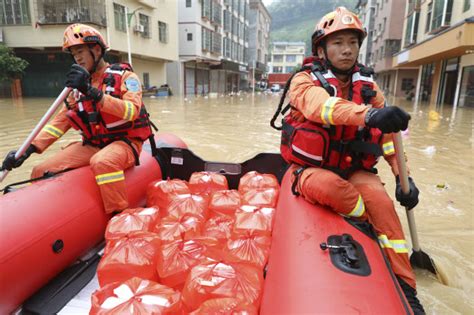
[288,72,369,126]
[31,105,72,153]
[98,71,142,121]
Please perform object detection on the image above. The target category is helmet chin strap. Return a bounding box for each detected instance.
[88,46,103,74]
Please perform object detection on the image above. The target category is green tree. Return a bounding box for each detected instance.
[0,45,29,83]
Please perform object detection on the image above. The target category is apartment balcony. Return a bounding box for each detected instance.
[35,0,107,27]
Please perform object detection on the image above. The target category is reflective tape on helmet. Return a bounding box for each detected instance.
[348,194,365,217]
[43,124,64,138]
[378,235,408,253]
[383,141,395,155]
[320,97,339,125]
[122,101,135,121]
[95,170,125,185]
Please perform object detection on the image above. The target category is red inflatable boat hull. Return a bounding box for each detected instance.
[0,133,185,314]
[260,170,412,314]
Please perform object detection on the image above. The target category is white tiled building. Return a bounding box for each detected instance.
[269,42,305,74]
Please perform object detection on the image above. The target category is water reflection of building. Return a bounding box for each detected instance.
[248,0,271,89]
[393,0,473,108]
[167,0,250,96]
[268,42,305,74]
[0,0,178,97]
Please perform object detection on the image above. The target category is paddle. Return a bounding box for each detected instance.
[393,132,447,284]
[0,87,72,183]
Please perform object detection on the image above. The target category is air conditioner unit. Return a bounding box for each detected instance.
[134,24,145,33]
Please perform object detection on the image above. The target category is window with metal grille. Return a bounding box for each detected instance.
[202,27,211,51]
[113,3,126,32]
[139,13,151,38]
[158,21,168,43]
[202,0,211,19]
[0,0,30,25]
[35,0,106,26]
[404,11,419,47]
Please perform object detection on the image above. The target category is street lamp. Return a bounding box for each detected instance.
[124,6,143,66]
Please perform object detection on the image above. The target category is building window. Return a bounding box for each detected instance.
[273,54,283,62]
[139,13,151,38]
[425,1,433,33]
[404,11,419,47]
[273,66,283,73]
[286,55,296,62]
[202,0,211,19]
[35,0,106,26]
[187,33,193,41]
[223,10,231,32]
[0,0,30,25]
[431,0,453,32]
[186,0,192,7]
[212,32,222,54]
[464,0,471,12]
[143,72,150,89]
[285,66,294,73]
[458,66,474,107]
[113,3,126,32]
[202,27,211,51]
[420,63,435,102]
[158,21,168,43]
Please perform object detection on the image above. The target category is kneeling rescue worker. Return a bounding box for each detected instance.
[1,23,154,214]
[271,7,425,314]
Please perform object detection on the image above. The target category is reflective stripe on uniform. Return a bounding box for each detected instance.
[122,101,135,121]
[352,72,373,83]
[320,97,338,125]
[43,124,64,138]
[95,170,125,185]
[105,69,124,75]
[378,234,409,253]
[383,141,395,155]
[348,194,365,217]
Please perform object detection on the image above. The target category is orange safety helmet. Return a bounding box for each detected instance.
[62,23,109,52]
[312,7,366,55]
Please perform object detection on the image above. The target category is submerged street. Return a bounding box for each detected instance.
[0,93,472,314]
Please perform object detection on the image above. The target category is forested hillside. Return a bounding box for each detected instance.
[267,0,358,55]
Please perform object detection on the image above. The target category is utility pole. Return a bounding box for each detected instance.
[125,6,143,66]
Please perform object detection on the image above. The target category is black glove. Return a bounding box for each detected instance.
[365,106,410,133]
[65,64,103,102]
[395,176,419,210]
[1,144,37,171]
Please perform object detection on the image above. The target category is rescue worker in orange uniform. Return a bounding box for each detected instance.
[272,7,424,314]
[1,24,153,214]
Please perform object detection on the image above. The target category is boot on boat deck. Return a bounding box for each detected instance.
[397,276,426,315]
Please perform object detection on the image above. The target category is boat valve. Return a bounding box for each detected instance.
[320,243,343,250]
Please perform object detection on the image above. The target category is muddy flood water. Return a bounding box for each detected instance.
[0,93,472,314]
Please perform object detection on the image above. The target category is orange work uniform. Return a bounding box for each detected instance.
[31,63,144,213]
[289,71,416,289]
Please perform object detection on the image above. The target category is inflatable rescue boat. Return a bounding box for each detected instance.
[0,139,411,314]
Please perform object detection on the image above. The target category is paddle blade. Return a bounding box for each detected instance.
[410,249,448,285]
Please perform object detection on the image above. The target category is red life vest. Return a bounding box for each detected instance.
[278,57,383,178]
[66,63,153,148]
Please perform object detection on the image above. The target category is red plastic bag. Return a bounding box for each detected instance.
[146,179,190,213]
[203,214,235,247]
[238,171,279,193]
[90,277,181,314]
[225,231,272,269]
[105,207,160,241]
[241,188,279,208]
[209,190,241,216]
[167,193,209,219]
[156,237,218,289]
[181,257,264,312]
[233,205,275,236]
[189,172,228,195]
[190,297,257,315]
[97,232,161,287]
[154,213,204,244]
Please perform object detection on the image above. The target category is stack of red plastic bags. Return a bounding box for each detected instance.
[90,171,279,314]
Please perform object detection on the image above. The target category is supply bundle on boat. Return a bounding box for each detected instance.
[93,170,279,313]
